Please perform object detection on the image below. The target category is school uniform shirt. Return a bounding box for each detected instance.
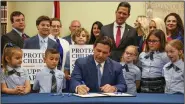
[49,34,70,71]
[138,51,170,78]
[33,67,65,93]
[1,65,29,89]
[163,59,184,94]
[120,62,141,94]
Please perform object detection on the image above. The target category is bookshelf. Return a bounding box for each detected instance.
[1,1,7,35]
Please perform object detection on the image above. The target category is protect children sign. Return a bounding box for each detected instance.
[21,49,45,84]
[70,45,94,74]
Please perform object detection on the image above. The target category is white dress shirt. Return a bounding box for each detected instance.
[94,60,105,75]
[113,22,126,41]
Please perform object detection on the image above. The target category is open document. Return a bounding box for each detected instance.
[103,93,135,97]
[74,93,107,97]
[74,92,135,98]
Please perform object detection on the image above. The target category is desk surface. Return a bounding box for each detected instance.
[1,93,184,104]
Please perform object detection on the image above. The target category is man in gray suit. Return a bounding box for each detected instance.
[63,20,81,44]
[100,2,137,62]
[1,11,29,54]
[23,15,57,50]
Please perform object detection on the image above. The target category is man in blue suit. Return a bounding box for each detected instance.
[70,36,127,95]
[23,15,57,50]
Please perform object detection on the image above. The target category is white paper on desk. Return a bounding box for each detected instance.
[74,93,107,97]
[103,93,134,97]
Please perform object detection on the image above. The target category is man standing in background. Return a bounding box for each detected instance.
[100,2,137,62]
[23,15,58,50]
[48,18,70,71]
[63,20,81,44]
[1,11,29,54]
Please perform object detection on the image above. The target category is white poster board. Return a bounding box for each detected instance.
[21,49,45,84]
[70,45,94,74]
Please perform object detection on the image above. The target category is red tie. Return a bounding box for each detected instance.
[22,33,27,40]
[116,26,121,47]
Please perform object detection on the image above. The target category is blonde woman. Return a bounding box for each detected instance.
[149,17,167,40]
[134,15,149,52]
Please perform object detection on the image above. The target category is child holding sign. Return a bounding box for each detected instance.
[64,28,90,92]
[64,28,90,79]
[33,49,65,93]
[1,43,31,94]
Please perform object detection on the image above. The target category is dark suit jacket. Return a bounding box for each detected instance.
[23,35,58,50]
[100,23,137,62]
[1,29,29,54]
[63,35,72,44]
[70,55,127,93]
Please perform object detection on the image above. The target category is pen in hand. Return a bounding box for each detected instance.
[81,81,85,85]
[77,81,90,95]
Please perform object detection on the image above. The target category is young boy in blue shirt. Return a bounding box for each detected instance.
[33,48,65,93]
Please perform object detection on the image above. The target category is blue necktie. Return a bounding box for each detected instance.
[55,38,63,70]
[97,64,102,87]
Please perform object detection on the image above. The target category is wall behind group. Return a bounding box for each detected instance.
[7,2,53,36]
[7,2,184,37]
[7,2,145,37]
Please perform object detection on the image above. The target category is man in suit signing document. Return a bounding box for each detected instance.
[70,36,127,95]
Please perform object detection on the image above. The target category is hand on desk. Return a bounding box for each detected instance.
[100,84,117,93]
[16,86,25,94]
[77,85,90,95]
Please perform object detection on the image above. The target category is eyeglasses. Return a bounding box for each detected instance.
[147,40,160,44]
[125,51,136,56]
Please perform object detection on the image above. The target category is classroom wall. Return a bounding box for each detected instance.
[7,2,146,37]
[7,2,15,33]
